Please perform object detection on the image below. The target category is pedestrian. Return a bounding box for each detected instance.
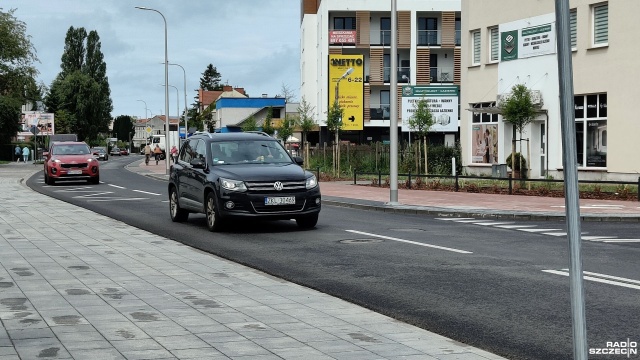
[15,145,21,162]
[153,144,162,165]
[22,145,30,163]
[143,143,152,165]
[170,145,178,164]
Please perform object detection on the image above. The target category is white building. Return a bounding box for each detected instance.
[461,0,640,180]
[300,0,462,145]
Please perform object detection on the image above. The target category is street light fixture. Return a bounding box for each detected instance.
[168,62,189,140]
[135,6,170,175]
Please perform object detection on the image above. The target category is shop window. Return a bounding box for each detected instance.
[574,93,607,167]
[470,102,499,164]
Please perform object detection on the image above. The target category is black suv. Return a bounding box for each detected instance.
[168,132,321,231]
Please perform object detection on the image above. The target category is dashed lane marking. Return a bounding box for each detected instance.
[345,230,473,254]
[543,269,640,290]
[132,190,162,196]
[108,184,125,189]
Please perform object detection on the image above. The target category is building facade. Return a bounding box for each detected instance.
[300,0,462,145]
[461,0,640,180]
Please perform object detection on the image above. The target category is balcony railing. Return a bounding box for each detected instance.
[455,30,461,46]
[417,30,440,46]
[380,30,391,45]
[430,67,454,83]
[370,104,391,120]
[382,67,411,83]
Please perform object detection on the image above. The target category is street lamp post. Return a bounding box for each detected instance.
[334,67,354,176]
[161,84,179,146]
[135,6,170,175]
[168,62,189,140]
[389,0,399,204]
[136,99,149,148]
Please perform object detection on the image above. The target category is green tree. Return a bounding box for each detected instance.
[408,98,435,174]
[279,82,296,103]
[297,96,316,164]
[500,84,536,177]
[199,64,222,91]
[45,26,112,142]
[241,115,258,132]
[261,106,275,136]
[0,9,39,144]
[112,115,134,142]
[53,109,75,135]
[326,100,344,175]
[277,114,294,146]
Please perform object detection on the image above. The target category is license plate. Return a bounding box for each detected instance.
[264,196,295,205]
[68,170,82,175]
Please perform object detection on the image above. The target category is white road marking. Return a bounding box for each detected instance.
[519,228,562,233]
[473,222,514,226]
[543,232,568,236]
[434,218,475,221]
[87,198,148,202]
[73,192,113,198]
[582,236,614,240]
[451,219,495,223]
[601,239,640,243]
[108,184,125,189]
[495,224,537,229]
[345,230,472,254]
[543,270,640,290]
[132,190,162,196]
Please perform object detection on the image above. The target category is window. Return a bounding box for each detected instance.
[489,26,499,62]
[592,3,608,46]
[455,18,461,45]
[380,17,391,45]
[472,30,481,65]
[334,17,356,30]
[570,8,577,49]
[471,102,499,164]
[574,93,607,167]
[418,17,438,45]
[272,108,281,118]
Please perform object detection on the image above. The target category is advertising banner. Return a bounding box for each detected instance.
[19,111,55,136]
[472,124,499,164]
[501,22,556,61]
[329,54,364,131]
[401,85,459,132]
[329,30,356,45]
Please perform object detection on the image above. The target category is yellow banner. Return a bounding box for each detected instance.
[329,55,364,131]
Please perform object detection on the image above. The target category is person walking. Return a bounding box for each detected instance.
[22,145,30,163]
[170,145,178,164]
[15,145,21,162]
[153,144,162,165]
[143,143,152,165]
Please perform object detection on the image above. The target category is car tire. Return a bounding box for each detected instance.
[47,174,55,185]
[205,192,223,232]
[90,175,99,184]
[169,187,189,222]
[296,213,319,229]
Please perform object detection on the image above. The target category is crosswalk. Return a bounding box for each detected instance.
[435,217,640,243]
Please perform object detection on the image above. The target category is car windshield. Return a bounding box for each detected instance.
[53,144,90,155]
[211,140,292,165]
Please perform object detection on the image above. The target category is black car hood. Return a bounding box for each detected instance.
[212,163,310,181]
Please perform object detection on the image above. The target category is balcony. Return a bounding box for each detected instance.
[417,30,440,46]
[430,67,454,83]
[370,104,390,120]
[455,30,461,46]
[380,30,391,46]
[382,67,411,83]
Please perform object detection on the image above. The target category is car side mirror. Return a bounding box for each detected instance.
[293,156,304,166]
[190,158,206,169]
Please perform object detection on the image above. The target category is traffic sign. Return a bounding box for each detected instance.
[145,126,152,134]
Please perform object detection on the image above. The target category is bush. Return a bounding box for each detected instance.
[505,152,527,171]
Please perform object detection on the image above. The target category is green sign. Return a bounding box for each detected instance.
[402,85,459,97]
[501,30,518,61]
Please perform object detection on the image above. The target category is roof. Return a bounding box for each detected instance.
[191,132,277,142]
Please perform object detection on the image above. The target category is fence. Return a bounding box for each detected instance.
[349,170,640,202]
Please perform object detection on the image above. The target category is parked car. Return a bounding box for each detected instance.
[168,132,321,231]
[90,147,108,161]
[110,147,121,156]
[120,148,129,156]
[43,141,100,185]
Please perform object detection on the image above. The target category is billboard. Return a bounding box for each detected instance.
[401,85,459,132]
[19,111,55,136]
[329,54,364,131]
[501,22,556,62]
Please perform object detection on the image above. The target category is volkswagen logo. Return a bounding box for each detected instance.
[273,181,284,191]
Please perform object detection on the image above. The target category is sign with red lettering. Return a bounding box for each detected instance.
[329,30,356,45]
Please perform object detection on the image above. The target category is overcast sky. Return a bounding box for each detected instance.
[3,1,300,119]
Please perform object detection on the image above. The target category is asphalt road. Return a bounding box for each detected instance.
[27,156,640,360]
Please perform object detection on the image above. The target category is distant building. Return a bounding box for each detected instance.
[133,115,180,148]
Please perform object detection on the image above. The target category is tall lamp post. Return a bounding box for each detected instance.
[135,6,170,175]
[136,99,149,148]
[334,67,354,175]
[168,62,189,140]
[161,84,180,144]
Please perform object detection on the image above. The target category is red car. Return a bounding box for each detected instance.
[120,148,129,156]
[43,142,100,185]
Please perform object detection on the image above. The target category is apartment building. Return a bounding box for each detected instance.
[300,0,461,145]
[461,0,640,180]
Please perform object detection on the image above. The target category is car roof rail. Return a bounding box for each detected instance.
[192,131,214,138]
[244,131,272,137]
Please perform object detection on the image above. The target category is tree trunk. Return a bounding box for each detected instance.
[511,126,517,178]
[424,136,428,175]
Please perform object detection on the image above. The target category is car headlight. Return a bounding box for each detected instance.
[52,159,61,163]
[305,175,318,189]
[87,158,96,162]
[220,178,247,192]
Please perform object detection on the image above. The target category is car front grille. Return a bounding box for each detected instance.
[244,180,307,193]
[61,163,88,169]
[251,199,307,213]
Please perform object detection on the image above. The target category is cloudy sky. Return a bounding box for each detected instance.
[3,1,301,119]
